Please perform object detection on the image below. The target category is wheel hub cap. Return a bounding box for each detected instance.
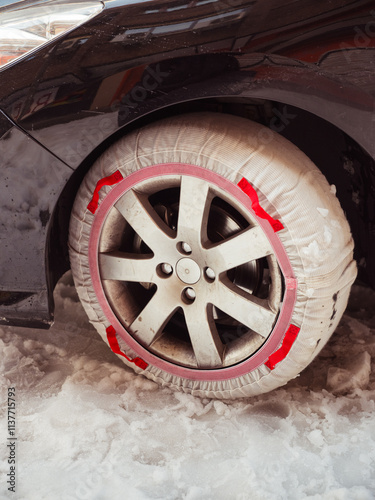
[176,258,201,284]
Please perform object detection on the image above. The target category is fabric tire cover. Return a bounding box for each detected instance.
[69,113,357,399]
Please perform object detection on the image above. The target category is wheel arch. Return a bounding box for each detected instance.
[46,60,375,299]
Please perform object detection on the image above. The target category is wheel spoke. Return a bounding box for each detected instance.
[99,251,156,283]
[206,225,273,273]
[213,281,276,338]
[129,290,177,346]
[268,255,283,313]
[184,304,224,368]
[115,189,175,252]
[177,176,212,246]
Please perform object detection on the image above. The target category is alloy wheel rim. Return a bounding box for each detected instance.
[96,170,284,370]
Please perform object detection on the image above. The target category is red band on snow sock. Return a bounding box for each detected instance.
[106,326,148,370]
[237,178,284,232]
[265,324,300,370]
[87,170,123,214]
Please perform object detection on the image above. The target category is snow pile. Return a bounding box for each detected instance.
[1,274,375,499]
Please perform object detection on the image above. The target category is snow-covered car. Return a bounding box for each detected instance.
[1,0,374,399]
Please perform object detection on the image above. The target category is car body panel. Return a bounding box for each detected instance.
[1,0,375,326]
[0,110,72,326]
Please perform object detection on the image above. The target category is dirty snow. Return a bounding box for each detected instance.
[1,273,375,500]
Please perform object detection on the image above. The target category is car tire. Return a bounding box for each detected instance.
[69,112,357,399]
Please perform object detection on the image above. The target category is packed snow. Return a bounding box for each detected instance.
[1,273,375,500]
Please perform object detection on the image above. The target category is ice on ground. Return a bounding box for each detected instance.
[0,275,375,500]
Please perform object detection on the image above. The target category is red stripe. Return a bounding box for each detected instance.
[87,170,123,214]
[237,178,284,232]
[106,326,148,370]
[265,324,300,370]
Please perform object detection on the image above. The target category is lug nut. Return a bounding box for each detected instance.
[179,241,192,254]
[160,263,173,275]
[183,287,196,302]
[205,267,216,281]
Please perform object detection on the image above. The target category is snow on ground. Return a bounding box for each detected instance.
[1,273,375,500]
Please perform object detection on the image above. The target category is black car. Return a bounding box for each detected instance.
[0,0,374,399]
